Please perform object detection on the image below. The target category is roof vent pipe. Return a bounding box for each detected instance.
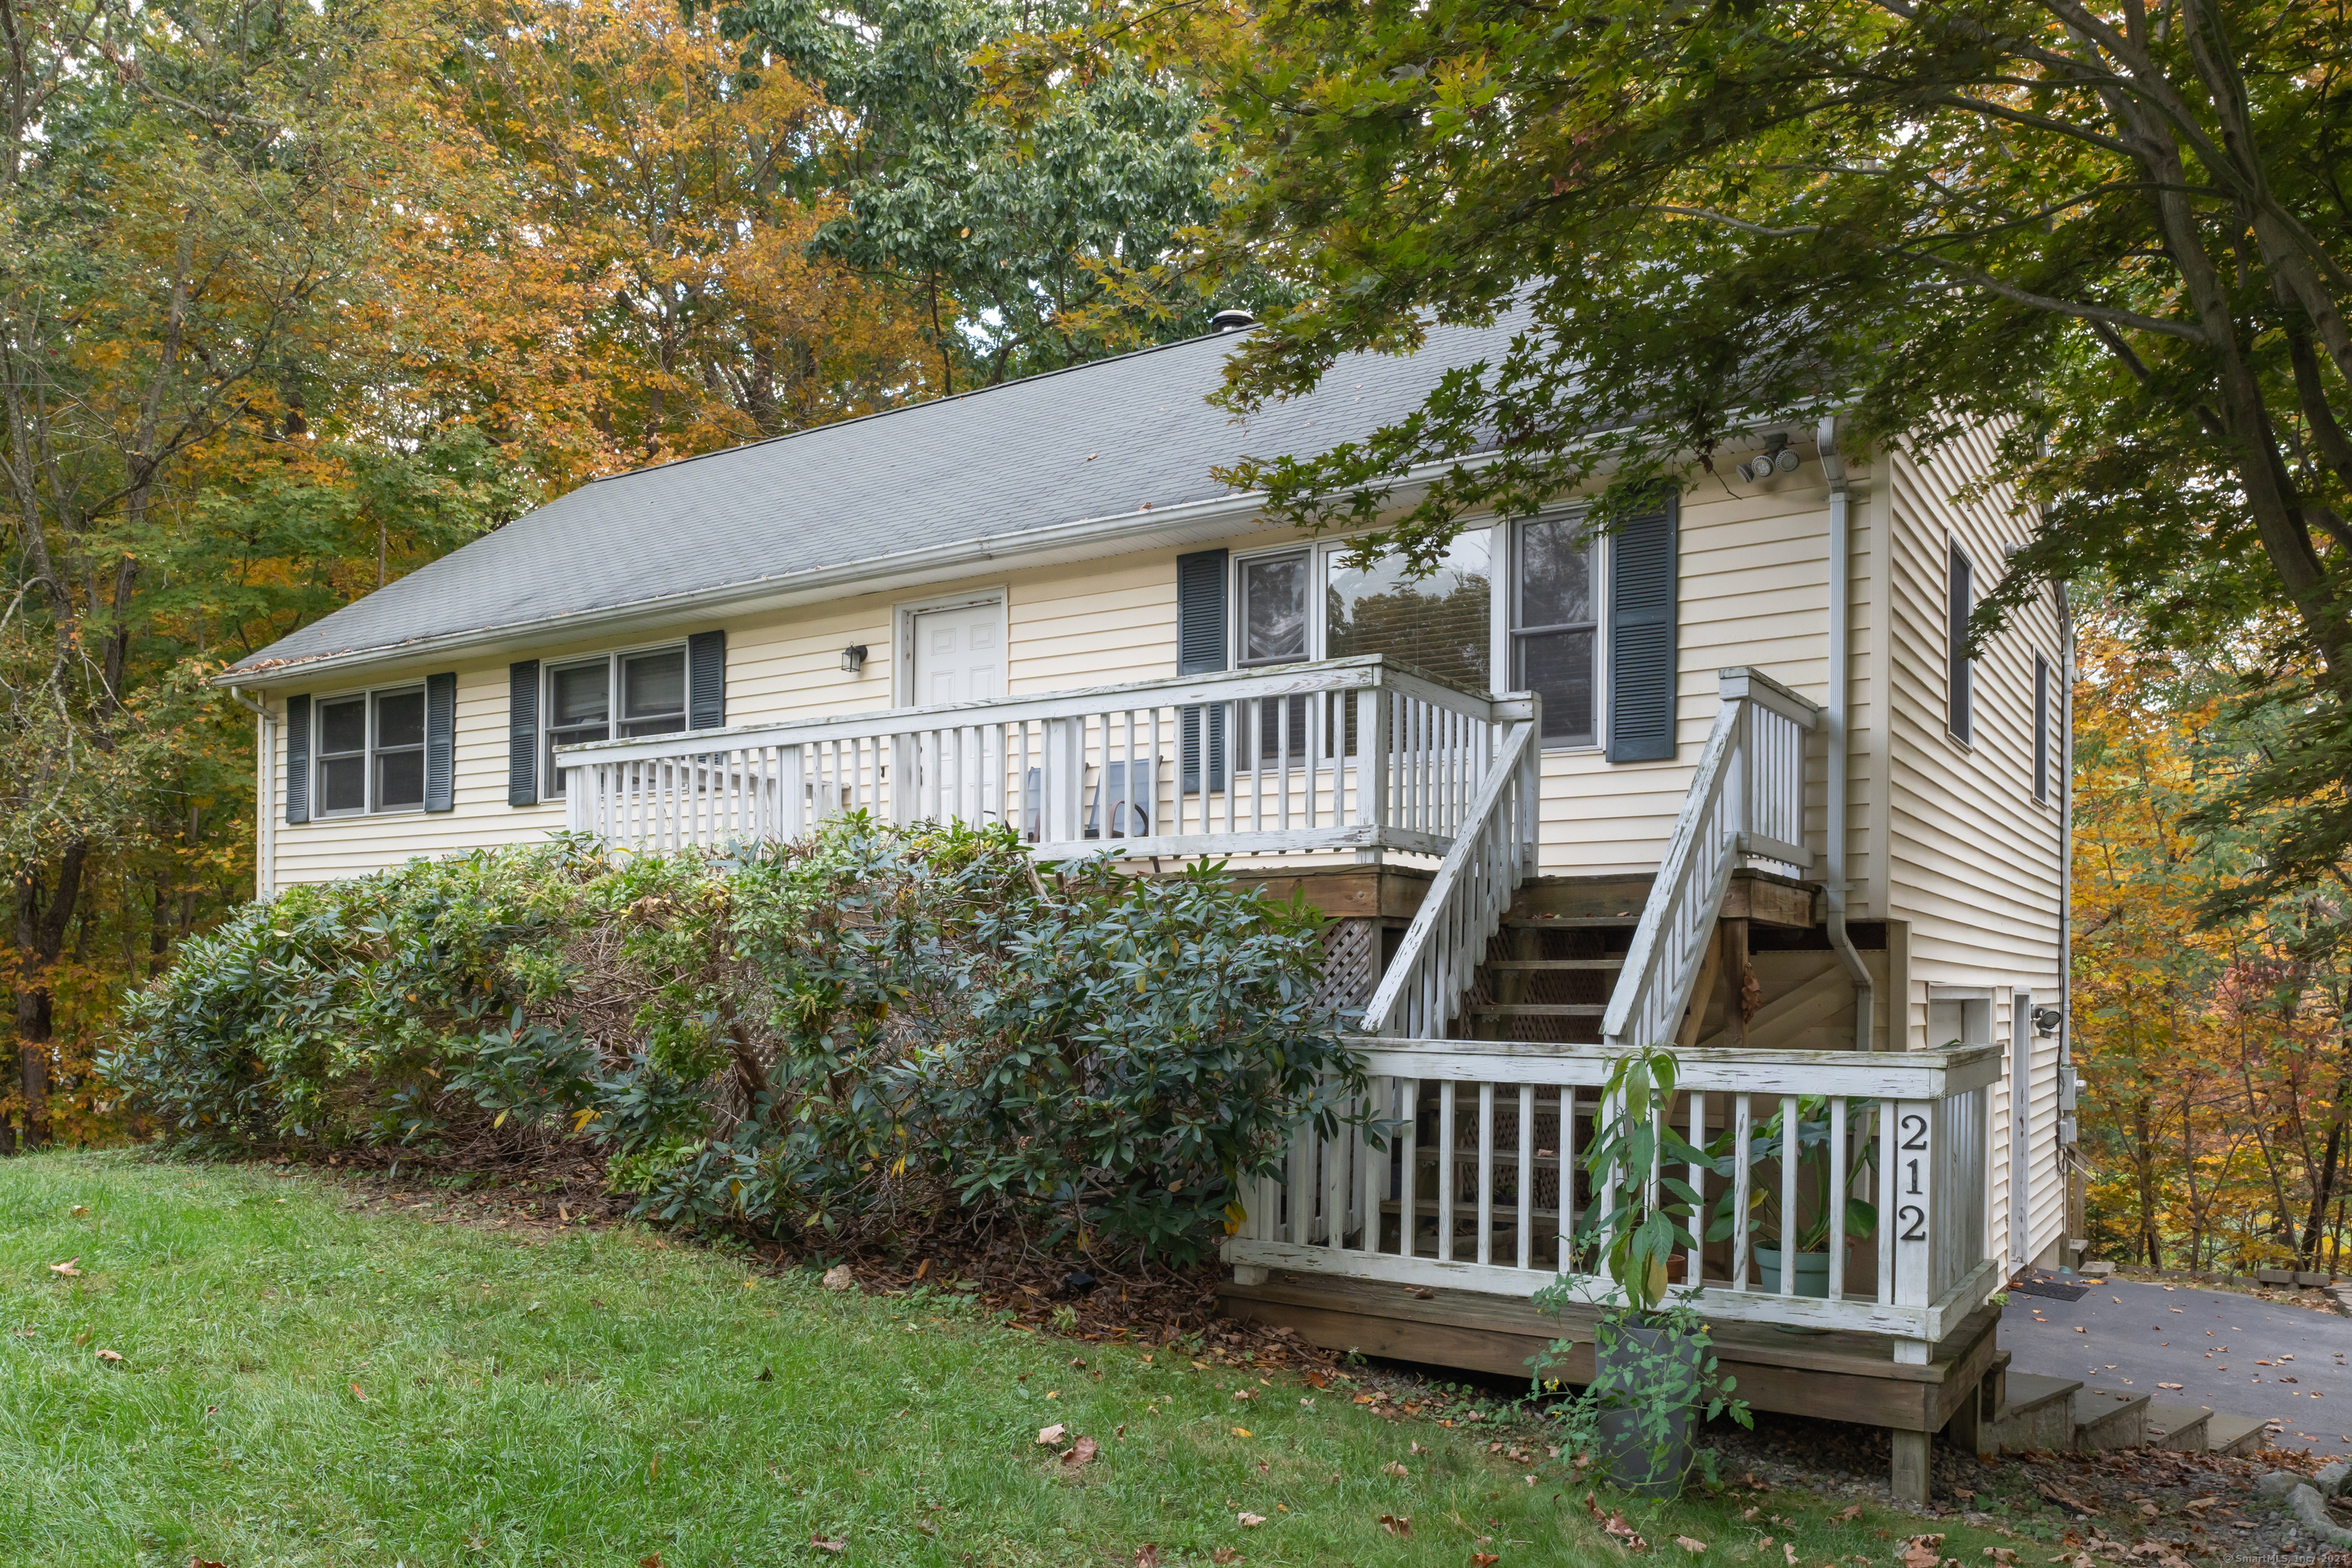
[1210,309,1256,332]
[1818,415,1874,1052]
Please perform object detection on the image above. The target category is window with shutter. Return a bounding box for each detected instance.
[508,660,540,806]
[1949,541,1975,744]
[424,671,456,812]
[688,630,726,729]
[1606,503,1678,763]
[2033,653,2050,802]
[1176,548,1227,793]
[285,694,312,825]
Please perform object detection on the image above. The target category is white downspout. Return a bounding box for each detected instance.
[227,685,275,902]
[1818,417,1873,1050]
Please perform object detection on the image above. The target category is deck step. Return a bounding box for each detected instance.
[1468,1004,1607,1019]
[2075,1387,2151,1452]
[2204,1413,2270,1457]
[1984,1371,2081,1454]
[1501,915,1639,928]
[2145,1401,2213,1452]
[1481,959,1626,972]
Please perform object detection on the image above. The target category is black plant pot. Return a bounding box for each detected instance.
[1589,1321,1707,1498]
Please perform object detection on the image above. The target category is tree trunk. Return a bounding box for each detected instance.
[11,838,87,1150]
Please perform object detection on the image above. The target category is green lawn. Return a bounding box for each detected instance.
[2,1152,2007,1566]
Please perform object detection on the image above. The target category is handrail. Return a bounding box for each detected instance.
[557,654,1532,865]
[1357,714,1540,1038]
[556,654,1517,765]
[1602,668,1820,1049]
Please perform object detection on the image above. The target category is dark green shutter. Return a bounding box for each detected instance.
[1177,549,1227,793]
[285,694,311,825]
[424,671,457,812]
[688,630,726,729]
[508,660,540,806]
[1607,502,1678,763]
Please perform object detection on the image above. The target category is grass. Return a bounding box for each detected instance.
[2,1151,2017,1566]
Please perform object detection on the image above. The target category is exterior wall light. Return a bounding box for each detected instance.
[841,644,869,674]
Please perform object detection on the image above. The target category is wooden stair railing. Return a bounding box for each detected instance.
[1356,704,1541,1040]
[1601,668,1821,1055]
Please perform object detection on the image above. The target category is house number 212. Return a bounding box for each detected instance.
[1897,1113,1929,1243]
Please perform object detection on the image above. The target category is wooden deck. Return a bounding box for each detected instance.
[1218,1272,2000,1498]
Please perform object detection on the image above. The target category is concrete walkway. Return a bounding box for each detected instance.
[2001,1278,2352,1452]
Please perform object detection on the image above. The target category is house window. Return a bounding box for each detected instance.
[543,645,688,794]
[2033,653,2051,803]
[1512,515,1599,746]
[314,686,426,815]
[1231,534,1494,761]
[1948,540,1974,744]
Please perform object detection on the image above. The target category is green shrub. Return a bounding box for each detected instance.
[104,822,1363,1263]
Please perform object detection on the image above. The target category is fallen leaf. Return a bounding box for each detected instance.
[1841,1507,1864,1522]
[69,1205,87,1217]
[1378,1514,1410,1538]
[1985,1551,2017,1565]
[349,1382,367,1401]
[1383,1462,1409,1478]
[1230,1426,1252,1438]
[1036,1423,1067,1446]
[821,1264,854,1292]
[1239,1511,1269,1527]
[2155,1382,2184,1390]
[1785,1545,1798,1566]
[1900,1535,1948,1568]
[809,1535,847,1553]
[188,1559,225,1568]
[1676,1537,1710,1553]
[1134,1548,1161,1567]
[47,1259,79,1278]
[1587,1493,1650,1551]
[1211,1551,1241,1566]
[1063,1436,1099,1468]
[640,1555,665,1568]
[1410,1441,1426,1454]
[96,1348,122,1363]
[1475,1557,1501,1568]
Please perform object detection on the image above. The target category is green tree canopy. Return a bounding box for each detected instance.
[1171,0,2352,898]
[710,0,1275,385]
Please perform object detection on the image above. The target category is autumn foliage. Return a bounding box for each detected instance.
[2072,609,2352,1272]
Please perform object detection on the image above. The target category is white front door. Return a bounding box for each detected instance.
[912,599,1005,706]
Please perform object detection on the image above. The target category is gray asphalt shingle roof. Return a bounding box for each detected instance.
[228,315,1524,677]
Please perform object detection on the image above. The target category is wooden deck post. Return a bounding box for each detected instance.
[1718,917,1750,1047]
[1890,1428,1931,1504]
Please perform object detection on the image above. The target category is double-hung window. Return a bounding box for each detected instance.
[314,687,426,815]
[542,645,689,795]
[1231,533,1494,762]
[1512,515,1599,747]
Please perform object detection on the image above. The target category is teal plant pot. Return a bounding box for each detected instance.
[1753,1246,1832,1298]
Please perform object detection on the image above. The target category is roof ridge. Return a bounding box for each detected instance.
[587,322,1258,487]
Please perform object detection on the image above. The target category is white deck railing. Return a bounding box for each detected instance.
[556,655,1530,863]
[1235,666,1995,1342]
[1604,668,1821,1051]
[1227,1040,1998,1342]
[1359,717,1539,1038]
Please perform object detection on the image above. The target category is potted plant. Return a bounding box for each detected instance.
[1706,1095,1878,1302]
[1533,1041,1749,1497]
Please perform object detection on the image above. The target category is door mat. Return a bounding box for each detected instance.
[2008,1275,2091,1302]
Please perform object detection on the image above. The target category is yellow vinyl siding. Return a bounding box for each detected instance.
[1883,424,2067,1270]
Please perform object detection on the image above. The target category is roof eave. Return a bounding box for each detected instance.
[216,485,1273,690]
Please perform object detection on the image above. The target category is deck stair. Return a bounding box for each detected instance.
[1979,1361,2257,1456]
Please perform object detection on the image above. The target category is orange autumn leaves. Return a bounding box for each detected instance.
[361,0,939,493]
[2071,616,2352,1271]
